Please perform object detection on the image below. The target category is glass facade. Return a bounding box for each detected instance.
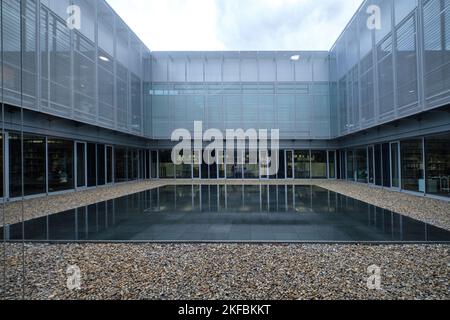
[294,150,311,179]
[76,142,86,188]
[356,149,368,184]
[159,150,174,179]
[330,0,450,137]
[9,133,46,197]
[0,1,449,301]
[311,151,327,179]
[47,139,74,192]
[0,0,448,206]
[115,148,128,183]
[401,139,425,192]
[426,133,450,197]
[87,143,96,187]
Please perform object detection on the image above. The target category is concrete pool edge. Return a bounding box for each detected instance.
[4,240,450,245]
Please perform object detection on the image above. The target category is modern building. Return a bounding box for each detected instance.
[0,0,449,202]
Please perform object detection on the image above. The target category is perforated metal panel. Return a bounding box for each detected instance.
[1,0,146,137]
[423,0,450,108]
[146,52,331,140]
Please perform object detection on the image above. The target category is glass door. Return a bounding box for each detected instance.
[259,150,269,179]
[192,150,201,179]
[374,144,382,186]
[217,149,226,179]
[368,146,375,184]
[208,151,218,179]
[106,145,113,184]
[75,142,87,189]
[328,150,336,179]
[286,150,294,179]
[150,151,158,179]
[144,150,150,180]
[382,143,391,187]
[390,142,400,189]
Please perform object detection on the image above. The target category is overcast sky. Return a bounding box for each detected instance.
[106,0,364,51]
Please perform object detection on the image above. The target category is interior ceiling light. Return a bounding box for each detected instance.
[99,55,110,62]
[290,55,300,61]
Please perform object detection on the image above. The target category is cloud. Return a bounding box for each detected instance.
[214,0,364,50]
[106,0,225,51]
[106,0,364,51]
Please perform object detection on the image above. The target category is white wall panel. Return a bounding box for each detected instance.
[187,58,204,82]
[258,58,276,82]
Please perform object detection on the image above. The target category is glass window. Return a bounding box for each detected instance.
[217,150,226,179]
[128,150,139,180]
[423,0,450,99]
[115,148,127,183]
[139,150,145,180]
[347,151,355,181]
[244,150,259,179]
[209,151,218,179]
[151,151,158,179]
[391,143,400,188]
[394,0,418,25]
[340,151,346,179]
[311,151,327,179]
[97,144,105,185]
[382,143,391,188]
[328,151,336,179]
[144,150,150,180]
[76,142,86,188]
[286,151,294,179]
[193,150,201,179]
[425,133,450,197]
[375,145,382,186]
[175,150,192,179]
[401,139,424,192]
[9,133,46,197]
[396,15,418,107]
[131,74,142,132]
[201,161,209,179]
[378,36,395,115]
[159,150,174,179]
[226,150,243,179]
[368,146,374,184]
[210,162,218,179]
[278,150,286,179]
[48,139,74,192]
[87,143,96,187]
[294,150,311,179]
[356,149,368,183]
[106,146,113,184]
[9,134,24,197]
[0,134,3,198]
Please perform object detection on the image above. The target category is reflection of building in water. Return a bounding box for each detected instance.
[4,186,441,242]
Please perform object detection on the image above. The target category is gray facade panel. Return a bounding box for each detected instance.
[1,0,449,145]
[0,0,151,139]
[330,0,450,139]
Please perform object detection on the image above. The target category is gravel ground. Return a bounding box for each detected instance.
[1,243,449,300]
[315,180,450,231]
[2,179,450,231]
[1,181,166,226]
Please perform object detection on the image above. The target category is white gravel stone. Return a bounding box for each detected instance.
[1,243,448,300]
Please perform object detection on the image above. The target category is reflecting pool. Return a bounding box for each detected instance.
[3,185,450,242]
